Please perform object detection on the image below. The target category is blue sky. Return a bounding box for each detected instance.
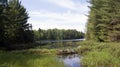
[20,0,90,32]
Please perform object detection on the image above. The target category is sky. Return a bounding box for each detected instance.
[20,0,90,32]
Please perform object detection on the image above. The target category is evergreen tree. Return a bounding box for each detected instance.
[86,0,120,42]
[0,0,34,49]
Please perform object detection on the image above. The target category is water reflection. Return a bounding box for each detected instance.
[58,54,81,67]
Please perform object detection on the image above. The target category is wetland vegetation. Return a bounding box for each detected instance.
[0,0,120,67]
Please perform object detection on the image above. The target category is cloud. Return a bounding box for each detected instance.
[40,0,90,12]
[28,10,88,32]
[29,10,87,22]
[29,19,86,32]
[20,0,90,32]
[41,0,76,10]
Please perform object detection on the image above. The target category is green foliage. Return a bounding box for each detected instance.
[78,41,120,67]
[82,51,119,67]
[0,51,65,67]
[0,0,34,49]
[34,28,84,40]
[86,0,120,42]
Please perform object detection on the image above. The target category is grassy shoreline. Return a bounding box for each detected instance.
[0,41,80,67]
[0,41,120,67]
[77,41,120,67]
[0,49,65,67]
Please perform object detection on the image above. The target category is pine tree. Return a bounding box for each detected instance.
[86,0,120,42]
[0,0,34,49]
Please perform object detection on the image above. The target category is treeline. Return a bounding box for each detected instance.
[0,0,34,49]
[86,0,120,42]
[34,28,84,40]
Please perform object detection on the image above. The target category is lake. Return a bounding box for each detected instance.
[39,39,85,43]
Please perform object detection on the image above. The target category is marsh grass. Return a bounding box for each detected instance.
[0,41,80,67]
[82,51,119,67]
[0,50,65,67]
[78,41,120,67]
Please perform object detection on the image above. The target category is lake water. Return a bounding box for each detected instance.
[58,54,81,67]
[39,39,85,43]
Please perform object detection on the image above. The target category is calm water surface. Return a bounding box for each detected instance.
[58,54,81,67]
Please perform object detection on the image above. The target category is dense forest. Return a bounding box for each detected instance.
[86,0,120,42]
[34,28,84,40]
[0,0,34,49]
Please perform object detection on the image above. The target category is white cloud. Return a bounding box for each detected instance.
[20,0,90,32]
[29,10,87,23]
[40,0,90,12]
[29,19,86,32]
[41,0,76,10]
[28,10,88,32]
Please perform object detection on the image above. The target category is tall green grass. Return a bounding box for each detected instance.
[77,41,120,67]
[0,51,65,67]
[82,51,119,67]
